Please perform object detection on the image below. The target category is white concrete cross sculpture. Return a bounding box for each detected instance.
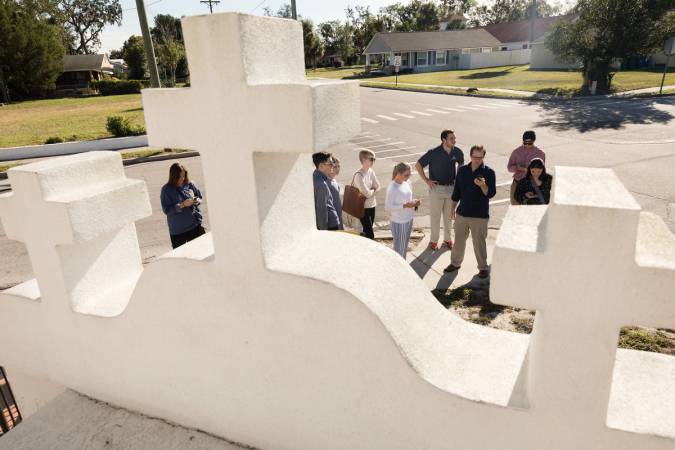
[0,153,151,316]
[1,12,674,450]
[141,13,359,269]
[491,167,675,442]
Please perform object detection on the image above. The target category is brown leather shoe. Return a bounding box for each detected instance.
[443,264,461,273]
[477,269,490,279]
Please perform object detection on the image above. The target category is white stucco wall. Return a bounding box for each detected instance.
[0,12,674,450]
[530,42,580,70]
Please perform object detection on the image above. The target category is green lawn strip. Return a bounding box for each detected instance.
[311,64,674,94]
[0,94,145,148]
[306,65,365,79]
[361,81,531,99]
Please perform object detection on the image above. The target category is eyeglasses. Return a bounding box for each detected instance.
[368,157,376,162]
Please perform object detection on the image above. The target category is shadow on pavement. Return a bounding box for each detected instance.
[410,246,446,280]
[533,97,674,133]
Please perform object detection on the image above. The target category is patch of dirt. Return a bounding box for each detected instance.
[433,286,675,356]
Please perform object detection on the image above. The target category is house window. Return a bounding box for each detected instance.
[462,48,481,54]
[436,50,446,65]
[401,52,409,66]
[501,47,508,51]
[522,43,529,49]
[416,52,428,65]
[481,48,492,53]
[428,51,436,65]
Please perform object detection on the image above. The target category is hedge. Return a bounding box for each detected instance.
[91,79,150,96]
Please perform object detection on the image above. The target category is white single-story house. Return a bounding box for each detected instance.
[363,15,573,72]
[364,28,504,72]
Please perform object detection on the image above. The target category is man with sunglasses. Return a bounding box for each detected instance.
[312,152,341,231]
[507,130,546,205]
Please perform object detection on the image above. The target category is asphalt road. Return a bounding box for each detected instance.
[1,87,674,288]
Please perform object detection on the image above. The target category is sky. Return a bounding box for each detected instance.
[102,0,423,53]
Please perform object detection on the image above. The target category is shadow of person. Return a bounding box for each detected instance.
[409,246,447,280]
[533,97,673,133]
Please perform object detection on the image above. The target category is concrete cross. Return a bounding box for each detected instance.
[491,166,675,437]
[0,152,151,316]
[141,13,360,269]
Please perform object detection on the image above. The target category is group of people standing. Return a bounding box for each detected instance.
[312,128,552,280]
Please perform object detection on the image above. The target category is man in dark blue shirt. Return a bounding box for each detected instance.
[415,130,464,250]
[444,145,496,279]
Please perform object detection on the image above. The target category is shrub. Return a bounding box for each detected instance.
[106,116,146,137]
[44,136,64,144]
[91,79,149,96]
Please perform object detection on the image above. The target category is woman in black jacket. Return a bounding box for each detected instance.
[515,158,552,205]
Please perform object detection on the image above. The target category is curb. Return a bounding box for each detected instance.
[0,135,149,162]
[361,83,675,102]
[0,151,201,187]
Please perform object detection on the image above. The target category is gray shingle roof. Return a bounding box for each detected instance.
[62,54,114,73]
[364,29,502,54]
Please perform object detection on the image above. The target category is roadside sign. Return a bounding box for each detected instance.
[665,37,675,56]
[394,55,401,73]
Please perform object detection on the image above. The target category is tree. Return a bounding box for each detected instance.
[380,1,440,32]
[347,6,389,59]
[156,37,185,86]
[318,20,356,65]
[151,14,187,85]
[546,0,675,94]
[301,19,324,69]
[0,0,65,99]
[468,0,560,26]
[263,3,293,19]
[59,0,122,54]
[121,35,146,79]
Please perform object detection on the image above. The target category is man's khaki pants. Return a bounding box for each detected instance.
[450,214,489,270]
[429,184,453,244]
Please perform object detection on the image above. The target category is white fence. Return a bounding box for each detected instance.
[459,48,531,70]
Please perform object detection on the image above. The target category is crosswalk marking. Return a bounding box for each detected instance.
[440,107,465,112]
[426,108,449,114]
[456,106,482,111]
[361,117,378,124]
[393,112,415,119]
[379,151,425,160]
[374,146,417,154]
[487,102,514,108]
[366,141,406,149]
[376,114,398,121]
[410,110,432,116]
[472,104,499,109]
[350,137,391,144]
[489,198,511,205]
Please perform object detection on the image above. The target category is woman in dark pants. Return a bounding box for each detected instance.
[515,158,553,205]
[160,163,206,249]
[353,149,381,239]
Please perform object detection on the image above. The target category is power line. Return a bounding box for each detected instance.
[123,0,163,12]
[250,0,267,13]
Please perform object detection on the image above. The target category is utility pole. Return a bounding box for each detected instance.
[291,0,297,19]
[200,0,220,14]
[135,0,161,88]
[528,0,536,47]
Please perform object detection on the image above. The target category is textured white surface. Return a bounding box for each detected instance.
[0,12,673,450]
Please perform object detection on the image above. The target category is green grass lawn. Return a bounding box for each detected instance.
[306,65,366,79]
[0,94,144,148]
[310,64,675,94]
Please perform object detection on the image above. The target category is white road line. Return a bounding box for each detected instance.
[374,146,417,154]
[489,198,511,205]
[379,151,425,160]
[456,106,482,111]
[472,104,499,109]
[350,137,391,144]
[440,107,465,112]
[393,112,415,119]
[426,108,449,114]
[361,117,379,124]
[365,141,406,149]
[487,102,514,108]
[376,114,398,121]
[410,110,432,116]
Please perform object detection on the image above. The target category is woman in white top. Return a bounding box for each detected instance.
[385,162,420,258]
[353,149,381,239]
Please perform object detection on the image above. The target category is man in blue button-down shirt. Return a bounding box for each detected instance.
[444,145,496,279]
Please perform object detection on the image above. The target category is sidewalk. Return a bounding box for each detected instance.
[368,214,497,293]
[362,80,536,98]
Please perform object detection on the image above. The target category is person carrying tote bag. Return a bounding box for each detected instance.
[353,150,381,239]
[343,171,367,219]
